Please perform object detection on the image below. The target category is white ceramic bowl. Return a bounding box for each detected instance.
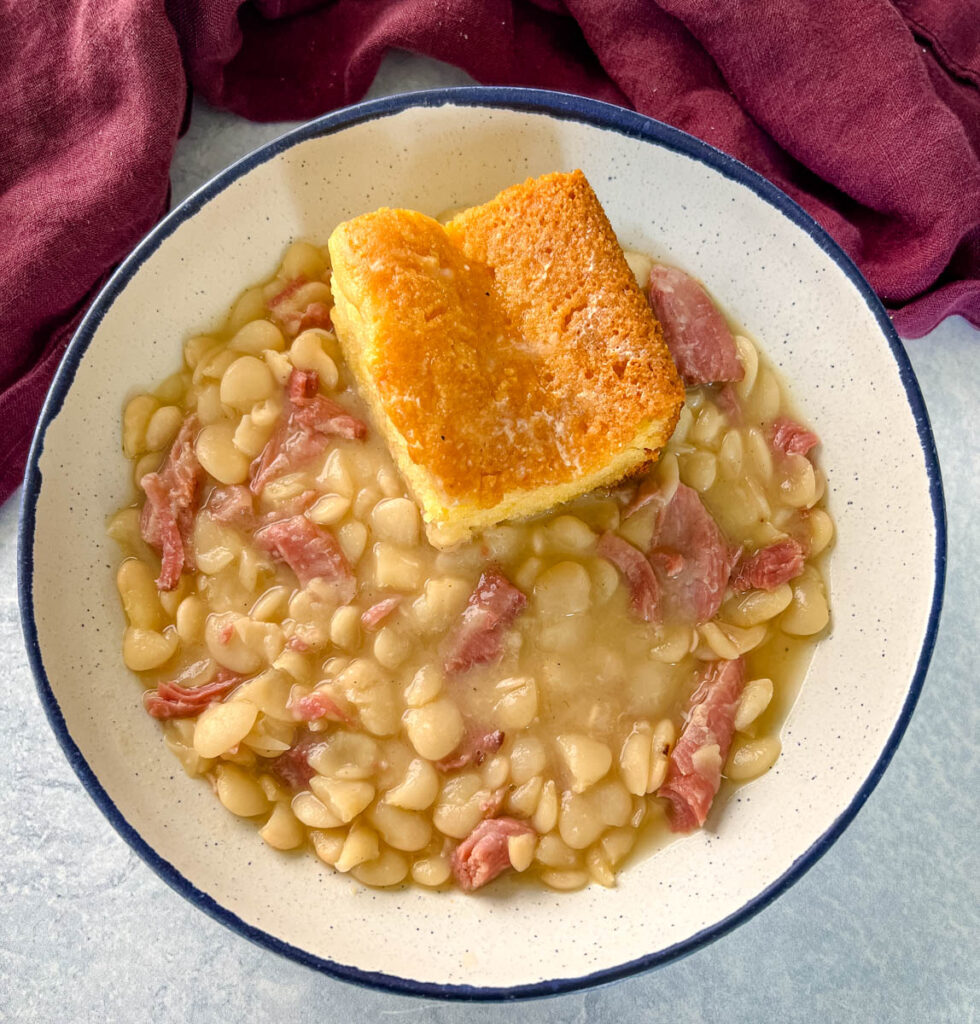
[19,88,944,999]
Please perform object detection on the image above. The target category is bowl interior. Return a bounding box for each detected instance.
[21,93,941,996]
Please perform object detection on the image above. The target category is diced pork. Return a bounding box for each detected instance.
[437,729,505,772]
[205,484,254,528]
[144,667,242,719]
[250,368,367,494]
[451,817,535,892]
[598,532,661,623]
[139,415,205,590]
[268,277,334,336]
[652,483,738,624]
[657,658,745,832]
[443,569,528,675]
[288,690,350,723]
[771,417,820,457]
[360,596,402,632]
[254,514,355,600]
[624,473,672,519]
[267,276,309,310]
[731,539,806,593]
[270,733,322,791]
[648,264,743,386]
[715,383,742,425]
[293,302,333,334]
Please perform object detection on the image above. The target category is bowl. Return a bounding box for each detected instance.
[18,87,945,999]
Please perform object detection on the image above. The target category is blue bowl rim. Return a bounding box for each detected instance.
[17,85,946,1002]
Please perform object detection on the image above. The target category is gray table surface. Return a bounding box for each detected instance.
[2,54,977,1024]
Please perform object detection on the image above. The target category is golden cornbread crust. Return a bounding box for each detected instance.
[328,170,684,544]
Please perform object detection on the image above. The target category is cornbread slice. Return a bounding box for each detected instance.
[327,170,684,546]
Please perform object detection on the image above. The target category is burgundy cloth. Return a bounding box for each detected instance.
[2,1,978,505]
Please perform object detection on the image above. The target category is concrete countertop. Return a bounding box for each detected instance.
[2,53,976,1023]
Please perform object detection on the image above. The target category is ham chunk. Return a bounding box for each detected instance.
[731,539,806,593]
[714,383,742,425]
[267,276,309,310]
[598,531,661,623]
[658,658,745,832]
[294,302,333,334]
[250,368,367,494]
[652,483,738,624]
[771,416,820,457]
[288,690,350,723]
[205,484,254,528]
[360,596,402,631]
[144,667,242,719]
[437,729,505,772]
[443,569,528,675]
[270,734,322,791]
[139,415,205,590]
[268,277,334,336]
[451,817,535,892]
[254,514,355,600]
[647,264,743,386]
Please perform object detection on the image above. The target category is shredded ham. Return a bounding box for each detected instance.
[436,729,505,772]
[254,513,355,598]
[250,368,367,494]
[658,658,745,832]
[139,415,205,590]
[144,667,242,719]
[270,734,322,791]
[443,568,527,675]
[360,596,402,632]
[597,532,661,623]
[288,691,350,723]
[652,483,738,624]
[647,264,744,386]
[205,484,254,528]
[451,817,535,892]
[771,416,820,457]
[730,539,806,592]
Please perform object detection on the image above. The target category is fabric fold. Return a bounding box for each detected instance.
[1,0,977,504]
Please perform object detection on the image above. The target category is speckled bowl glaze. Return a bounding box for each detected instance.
[19,89,944,1000]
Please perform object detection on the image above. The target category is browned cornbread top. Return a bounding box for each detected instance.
[329,209,566,503]
[329,171,684,510]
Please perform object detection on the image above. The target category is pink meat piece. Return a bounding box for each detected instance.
[267,276,309,310]
[652,483,738,624]
[451,817,535,892]
[443,569,528,675]
[250,368,367,494]
[624,473,672,519]
[205,484,254,528]
[771,416,820,457]
[288,691,350,724]
[715,383,743,425]
[731,539,806,593]
[144,667,242,719]
[651,549,686,579]
[293,302,333,334]
[437,729,505,772]
[254,514,355,599]
[139,474,186,593]
[598,531,661,623]
[360,596,402,632]
[657,658,745,832]
[270,734,322,791]
[139,415,205,590]
[648,264,743,386]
